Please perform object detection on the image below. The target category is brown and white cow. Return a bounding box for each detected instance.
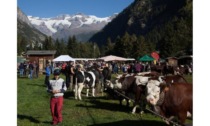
[146,81,192,125]
[105,72,151,114]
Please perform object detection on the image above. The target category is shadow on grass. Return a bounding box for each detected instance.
[27,83,46,87]
[42,121,52,125]
[87,119,166,126]
[17,76,29,79]
[75,97,136,113]
[63,91,75,99]
[17,114,40,123]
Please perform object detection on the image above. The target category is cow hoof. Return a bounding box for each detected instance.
[140,111,144,115]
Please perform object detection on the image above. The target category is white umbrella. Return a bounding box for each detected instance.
[53,55,75,62]
[98,55,127,61]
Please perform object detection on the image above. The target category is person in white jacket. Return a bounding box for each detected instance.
[47,69,67,125]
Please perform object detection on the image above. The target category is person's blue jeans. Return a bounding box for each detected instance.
[30,70,33,79]
[19,69,24,77]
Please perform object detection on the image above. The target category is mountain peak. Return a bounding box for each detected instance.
[28,13,117,42]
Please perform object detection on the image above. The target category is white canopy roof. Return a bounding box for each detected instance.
[53,55,75,62]
[97,55,127,61]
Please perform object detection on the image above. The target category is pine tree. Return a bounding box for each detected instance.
[17,35,27,55]
[42,36,54,50]
[33,40,41,50]
[105,37,114,55]
[60,39,67,55]
[54,39,61,56]
[67,35,78,57]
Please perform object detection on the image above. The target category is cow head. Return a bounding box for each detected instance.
[104,79,122,90]
[146,80,170,106]
[104,80,114,89]
[104,74,123,89]
[146,80,161,105]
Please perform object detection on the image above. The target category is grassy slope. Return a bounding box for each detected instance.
[17,74,192,126]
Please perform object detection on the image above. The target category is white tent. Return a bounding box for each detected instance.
[53,55,75,62]
[97,55,127,61]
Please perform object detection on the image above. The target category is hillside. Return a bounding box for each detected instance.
[17,7,47,43]
[89,0,192,57]
[17,19,47,43]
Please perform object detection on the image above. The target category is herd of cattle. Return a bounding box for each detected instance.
[73,64,192,126]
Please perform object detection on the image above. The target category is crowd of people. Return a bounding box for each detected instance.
[18,60,152,78]
[18,61,39,79]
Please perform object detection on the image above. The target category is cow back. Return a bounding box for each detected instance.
[163,75,188,84]
[84,71,95,87]
[120,75,136,91]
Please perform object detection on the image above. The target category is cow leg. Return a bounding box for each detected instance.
[140,98,147,114]
[101,79,104,96]
[124,92,130,107]
[119,97,123,106]
[132,86,144,114]
[119,99,122,106]
[177,111,188,126]
[163,116,175,125]
[126,98,130,107]
[92,88,95,97]
[78,83,84,100]
[74,84,78,100]
[86,89,89,97]
[131,103,137,114]
[132,92,139,114]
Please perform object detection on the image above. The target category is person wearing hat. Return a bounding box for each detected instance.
[47,69,67,125]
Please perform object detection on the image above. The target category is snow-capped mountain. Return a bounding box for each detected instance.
[28,13,117,42]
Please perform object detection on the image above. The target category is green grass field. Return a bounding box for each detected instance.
[17,74,192,126]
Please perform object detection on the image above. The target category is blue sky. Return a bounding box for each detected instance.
[18,0,134,18]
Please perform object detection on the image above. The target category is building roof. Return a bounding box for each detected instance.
[166,57,178,60]
[178,55,193,59]
[26,50,56,55]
